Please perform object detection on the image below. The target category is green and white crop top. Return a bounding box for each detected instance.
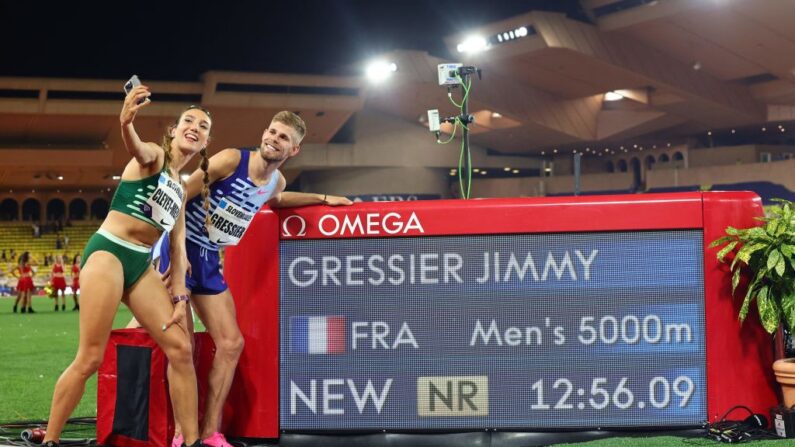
[109,169,184,232]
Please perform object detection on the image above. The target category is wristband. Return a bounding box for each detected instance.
[172,294,190,304]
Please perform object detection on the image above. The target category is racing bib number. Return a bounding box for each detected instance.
[207,199,255,246]
[145,173,184,231]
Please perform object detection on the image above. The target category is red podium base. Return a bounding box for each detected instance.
[97,329,214,447]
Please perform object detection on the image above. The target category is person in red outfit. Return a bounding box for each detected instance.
[70,254,80,311]
[51,255,67,311]
[13,252,35,313]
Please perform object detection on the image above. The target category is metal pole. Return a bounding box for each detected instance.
[461,76,471,199]
[573,152,582,196]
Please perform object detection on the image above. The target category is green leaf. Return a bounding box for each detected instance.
[776,221,788,236]
[740,282,758,322]
[725,226,739,236]
[736,242,767,264]
[766,220,778,236]
[777,255,787,276]
[782,292,795,331]
[709,235,735,249]
[781,244,795,258]
[731,254,741,271]
[716,241,738,263]
[768,249,782,271]
[731,268,742,295]
[756,287,780,334]
[738,273,764,321]
[782,291,795,333]
[745,227,772,241]
[754,267,767,285]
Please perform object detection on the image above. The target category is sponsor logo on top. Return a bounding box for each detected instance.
[281,211,425,238]
[282,215,307,237]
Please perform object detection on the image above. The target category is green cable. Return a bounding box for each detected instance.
[448,76,472,109]
[436,119,459,144]
[442,74,475,199]
[448,91,463,109]
[460,76,473,198]
[448,76,463,108]
[461,77,471,105]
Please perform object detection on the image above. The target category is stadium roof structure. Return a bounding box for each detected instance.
[368,0,795,153]
[0,72,366,189]
[1,0,795,189]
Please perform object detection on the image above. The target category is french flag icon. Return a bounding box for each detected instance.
[290,316,346,354]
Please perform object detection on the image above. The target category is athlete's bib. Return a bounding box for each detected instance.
[142,173,184,232]
[207,198,256,246]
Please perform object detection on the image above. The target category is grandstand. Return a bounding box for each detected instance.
[0,221,97,290]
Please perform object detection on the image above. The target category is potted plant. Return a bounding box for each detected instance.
[710,198,795,405]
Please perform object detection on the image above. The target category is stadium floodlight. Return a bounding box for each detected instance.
[456,35,488,53]
[604,91,624,101]
[365,60,398,83]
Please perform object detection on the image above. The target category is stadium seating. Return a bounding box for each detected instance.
[0,221,98,288]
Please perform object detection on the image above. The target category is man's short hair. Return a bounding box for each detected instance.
[273,111,306,144]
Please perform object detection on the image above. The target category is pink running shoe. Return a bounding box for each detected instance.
[203,432,232,447]
[171,433,184,447]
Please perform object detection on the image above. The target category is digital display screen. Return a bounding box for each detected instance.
[280,231,706,430]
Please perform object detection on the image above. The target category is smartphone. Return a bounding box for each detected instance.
[123,75,141,95]
[123,75,149,105]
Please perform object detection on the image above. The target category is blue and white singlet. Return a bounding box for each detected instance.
[185,149,279,251]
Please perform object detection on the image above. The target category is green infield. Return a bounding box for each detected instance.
[0,294,205,424]
[0,295,134,422]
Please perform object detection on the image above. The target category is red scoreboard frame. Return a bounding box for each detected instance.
[222,191,777,438]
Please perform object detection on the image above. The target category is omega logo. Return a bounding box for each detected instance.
[282,215,307,237]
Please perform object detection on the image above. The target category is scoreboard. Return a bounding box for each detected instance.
[282,231,705,429]
[223,192,777,437]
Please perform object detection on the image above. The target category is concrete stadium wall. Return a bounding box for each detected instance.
[647,158,795,191]
[472,149,795,198]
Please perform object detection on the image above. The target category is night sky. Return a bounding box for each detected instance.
[0,0,587,81]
